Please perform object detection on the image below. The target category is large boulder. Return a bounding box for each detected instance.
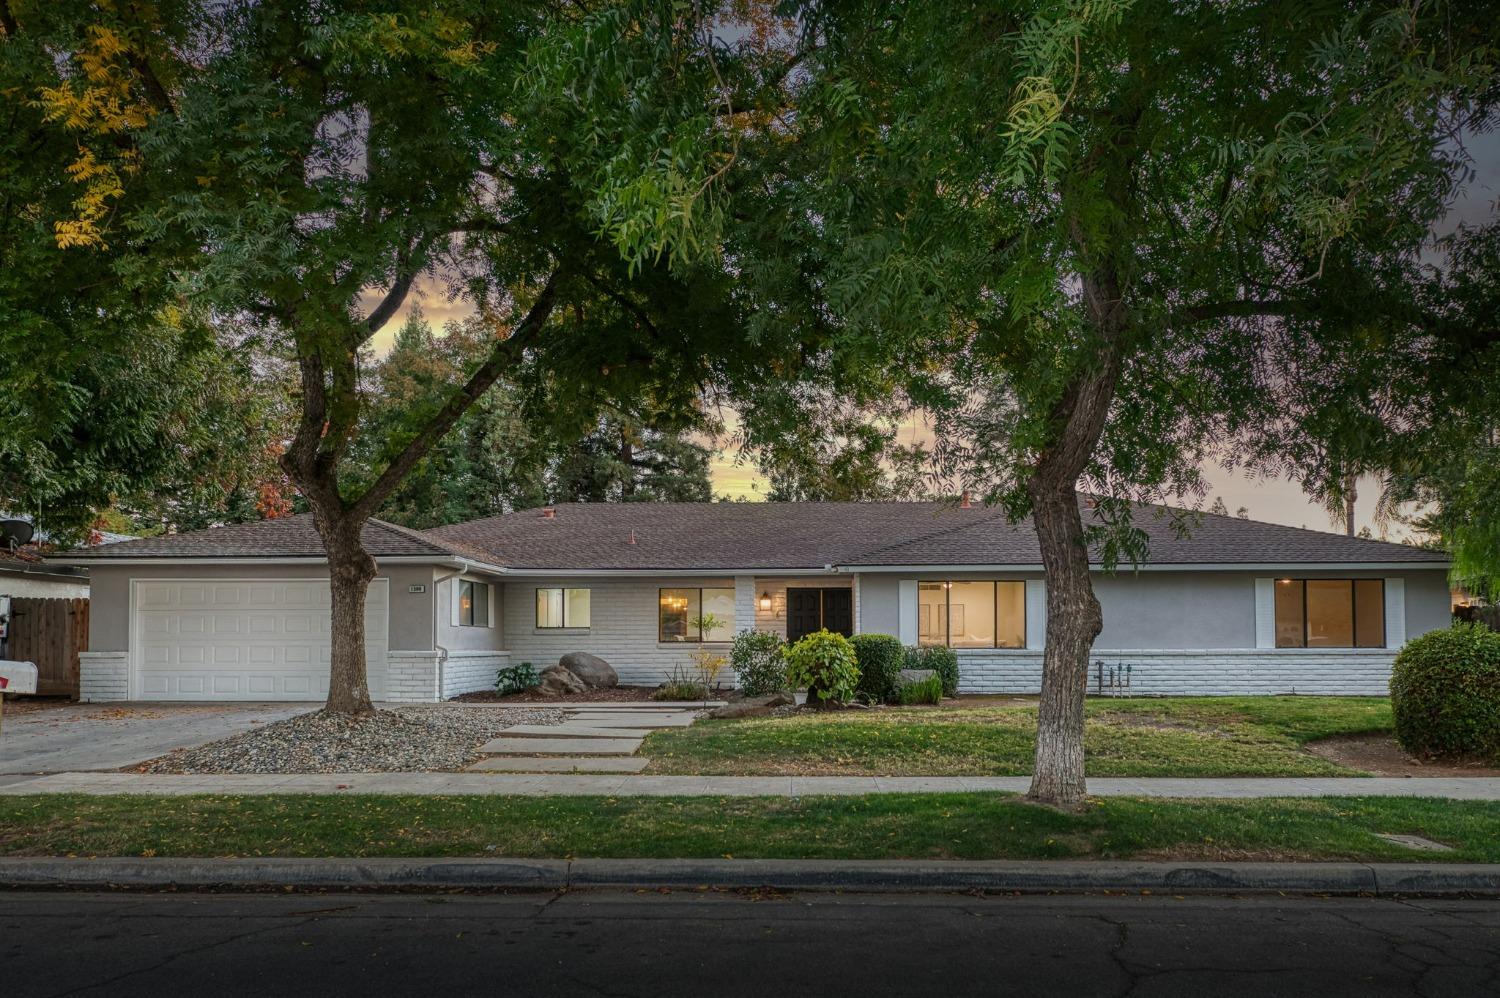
[708,692,795,720]
[537,665,586,695]
[559,652,618,689]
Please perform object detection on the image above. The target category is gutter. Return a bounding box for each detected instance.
[47,554,515,575]
[430,565,465,697]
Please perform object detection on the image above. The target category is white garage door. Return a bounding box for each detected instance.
[133,579,388,701]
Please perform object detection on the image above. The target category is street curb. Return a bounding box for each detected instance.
[2,857,1499,895]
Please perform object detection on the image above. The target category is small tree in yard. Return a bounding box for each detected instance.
[755,0,1498,807]
[10,2,788,716]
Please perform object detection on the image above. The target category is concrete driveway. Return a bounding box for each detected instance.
[0,702,311,774]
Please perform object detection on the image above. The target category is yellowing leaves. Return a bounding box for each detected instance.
[35,17,165,249]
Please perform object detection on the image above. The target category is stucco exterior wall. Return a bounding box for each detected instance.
[0,571,89,599]
[434,572,507,652]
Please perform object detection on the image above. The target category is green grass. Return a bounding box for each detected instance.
[0,792,1494,862]
[642,696,1394,777]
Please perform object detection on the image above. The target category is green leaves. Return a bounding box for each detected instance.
[520,2,735,271]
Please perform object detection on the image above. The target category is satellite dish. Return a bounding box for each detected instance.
[0,519,34,549]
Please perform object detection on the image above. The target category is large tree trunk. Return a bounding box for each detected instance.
[317,511,378,716]
[279,276,560,717]
[1024,262,1125,810]
[1026,474,1103,808]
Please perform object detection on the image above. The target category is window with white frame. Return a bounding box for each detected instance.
[536,587,591,629]
[456,579,491,627]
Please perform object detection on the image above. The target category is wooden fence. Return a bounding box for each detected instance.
[6,597,88,697]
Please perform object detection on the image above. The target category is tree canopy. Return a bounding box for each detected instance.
[703,0,1500,804]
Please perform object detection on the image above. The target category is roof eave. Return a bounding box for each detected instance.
[844,560,1451,572]
[45,553,515,575]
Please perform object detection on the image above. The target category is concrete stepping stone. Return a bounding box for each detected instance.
[504,725,654,739]
[542,701,725,710]
[466,756,650,774]
[478,737,643,756]
[564,714,696,728]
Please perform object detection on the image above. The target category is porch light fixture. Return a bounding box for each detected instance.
[758,591,772,611]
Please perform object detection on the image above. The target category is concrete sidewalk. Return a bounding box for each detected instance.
[1,856,1497,895]
[3,772,1500,798]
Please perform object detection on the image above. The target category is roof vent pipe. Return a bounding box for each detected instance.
[960,491,973,509]
[628,529,636,545]
[539,507,556,520]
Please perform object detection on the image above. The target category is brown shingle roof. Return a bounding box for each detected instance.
[52,502,1448,570]
[57,513,471,561]
[426,502,1448,571]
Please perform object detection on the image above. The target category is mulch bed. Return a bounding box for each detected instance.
[452,686,671,704]
[1305,732,1500,777]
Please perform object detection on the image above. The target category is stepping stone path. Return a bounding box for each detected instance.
[467,702,721,775]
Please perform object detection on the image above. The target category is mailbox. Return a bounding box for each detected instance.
[0,660,38,695]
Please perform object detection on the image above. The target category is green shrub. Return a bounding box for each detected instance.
[785,629,860,707]
[903,645,959,698]
[850,633,905,703]
[495,662,539,695]
[731,630,787,696]
[1390,623,1500,761]
[896,674,945,705]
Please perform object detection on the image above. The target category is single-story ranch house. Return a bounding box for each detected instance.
[55,502,1452,703]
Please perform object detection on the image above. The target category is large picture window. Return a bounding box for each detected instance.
[535,587,591,628]
[918,581,1026,649]
[659,587,735,642]
[1274,579,1384,648]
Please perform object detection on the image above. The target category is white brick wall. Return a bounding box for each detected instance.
[504,577,760,687]
[440,650,510,700]
[385,651,440,703]
[957,648,1398,696]
[78,651,129,702]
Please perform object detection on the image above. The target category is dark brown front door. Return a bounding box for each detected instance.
[786,588,853,642]
[821,588,853,637]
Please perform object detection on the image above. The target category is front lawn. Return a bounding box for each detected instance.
[0,792,1494,862]
[643,696,1394,777]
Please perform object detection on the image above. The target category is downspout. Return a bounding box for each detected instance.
[432,565,465,701]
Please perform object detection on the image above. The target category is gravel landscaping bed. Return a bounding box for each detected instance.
[138,706,563,775]
[454,686,677,704]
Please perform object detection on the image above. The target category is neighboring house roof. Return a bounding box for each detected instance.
[48,502,1449,571]
[54,513,485,563]
[426,501,1449,571]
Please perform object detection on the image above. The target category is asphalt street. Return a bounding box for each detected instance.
[3,889,1498,997]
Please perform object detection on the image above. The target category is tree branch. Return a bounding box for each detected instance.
[361,264,422,339]
[1173,299,1306,324]
[127,53,176,116]
[348,272,562,522]
[0,0,18,36]
[578,269,660,338]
